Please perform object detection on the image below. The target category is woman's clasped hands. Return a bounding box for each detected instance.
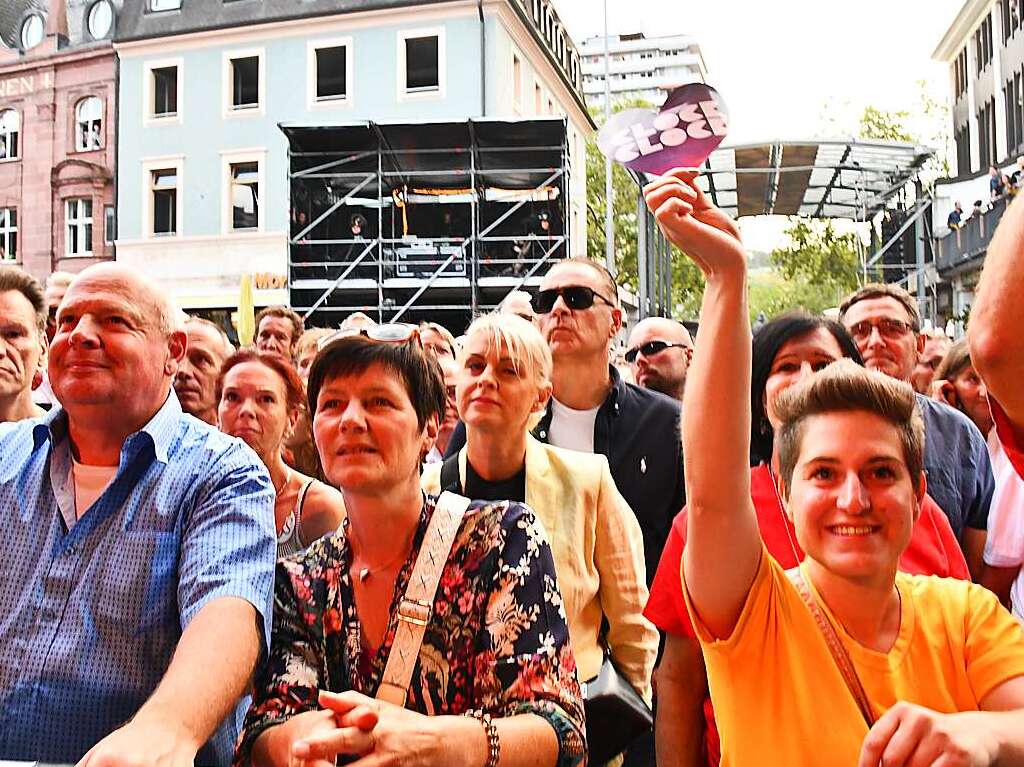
[284,690,452,767]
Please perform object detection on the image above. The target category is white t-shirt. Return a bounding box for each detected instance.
[982,429,1024,622]
[547,397,600,454]
[72,461,118,522]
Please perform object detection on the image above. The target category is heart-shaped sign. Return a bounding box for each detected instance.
[597,83,729,175]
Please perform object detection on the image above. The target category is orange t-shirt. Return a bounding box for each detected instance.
[683,549,1024,766]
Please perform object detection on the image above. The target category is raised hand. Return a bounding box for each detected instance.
[643,168,745,279]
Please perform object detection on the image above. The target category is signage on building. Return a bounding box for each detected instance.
[254,272,287,289]
[0,71,55,98]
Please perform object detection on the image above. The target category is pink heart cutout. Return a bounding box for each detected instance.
[596,83,729,175]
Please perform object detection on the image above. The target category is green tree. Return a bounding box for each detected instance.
[763,218,863,315]
[859,105,914,143]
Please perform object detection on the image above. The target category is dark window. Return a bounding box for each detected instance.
[315,46,347,101]
[405,36,439,91]
[153,66,178,116]
[104,204,115,245]
[231,56,260,109]
[230,162,259,230]
[956,124,972,175]
[979,98,997,168]
[152,169,177,235]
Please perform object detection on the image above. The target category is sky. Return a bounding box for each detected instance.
[552,0,968,249]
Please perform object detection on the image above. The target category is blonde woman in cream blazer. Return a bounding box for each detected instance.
[421,312,657,701]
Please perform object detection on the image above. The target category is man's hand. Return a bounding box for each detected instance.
[76,710,199,767]
[858,702,999,767]
[643,168,744,279]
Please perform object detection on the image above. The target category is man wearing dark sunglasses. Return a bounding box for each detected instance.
[840,283,994,579]
[528,259,685,588]
[445,260,685,588]
[625,318,694,401]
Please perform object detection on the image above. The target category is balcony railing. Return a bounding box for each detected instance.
[935,194,1010,274]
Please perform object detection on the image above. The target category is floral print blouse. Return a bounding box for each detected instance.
[235,495,587,767]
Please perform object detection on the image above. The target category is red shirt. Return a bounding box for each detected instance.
[991,397,1024,481]
[644,463,970,767]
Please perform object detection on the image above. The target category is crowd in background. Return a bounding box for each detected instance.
[0,166,1023,767]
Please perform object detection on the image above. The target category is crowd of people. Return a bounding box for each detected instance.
[0,164,1023,767]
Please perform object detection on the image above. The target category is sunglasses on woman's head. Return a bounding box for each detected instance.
[532,286,615,314]
[317,322,422,352]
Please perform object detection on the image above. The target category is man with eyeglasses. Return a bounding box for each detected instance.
[625,318,694,401]
[840,283,994,578]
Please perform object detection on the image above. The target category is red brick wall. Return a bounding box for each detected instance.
[0,46,116,282]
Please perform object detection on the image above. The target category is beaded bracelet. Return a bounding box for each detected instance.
[465,709,500,767]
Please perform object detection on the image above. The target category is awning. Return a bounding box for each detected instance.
[697,138,935,219]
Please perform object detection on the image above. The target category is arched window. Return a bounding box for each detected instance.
[0,110,19,160]
[75,97,102,152]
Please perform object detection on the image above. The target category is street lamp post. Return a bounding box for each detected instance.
[603,0,615,276]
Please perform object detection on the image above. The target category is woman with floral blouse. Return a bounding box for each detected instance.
[235,326,586,767]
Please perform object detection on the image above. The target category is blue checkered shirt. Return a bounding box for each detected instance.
[0,393,276,766]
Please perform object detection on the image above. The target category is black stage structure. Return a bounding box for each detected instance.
[282,119,571,330]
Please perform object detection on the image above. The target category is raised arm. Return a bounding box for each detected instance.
[643,170,761,640]
[970,193,1024,428]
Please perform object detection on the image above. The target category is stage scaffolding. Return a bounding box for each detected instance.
[282,119,571,330]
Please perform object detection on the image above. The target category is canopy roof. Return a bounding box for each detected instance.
[696,138,935,219]
[280,119,568,193]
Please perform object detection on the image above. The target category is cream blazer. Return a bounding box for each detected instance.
[422,435,658,701]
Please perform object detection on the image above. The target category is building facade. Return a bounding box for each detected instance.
[932,0,1024,326]
[0,0,119,281]
[580,32,707,110]
[114,0,591,313]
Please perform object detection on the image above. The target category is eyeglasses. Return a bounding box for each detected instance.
[317,322,422,353]
[625,340,691,363]
[846,318,916,342]
[532,286,616,314]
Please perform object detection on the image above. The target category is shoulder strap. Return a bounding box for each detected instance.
[377,491,472,706]
[440,452,462,494]
[786,567,875,727]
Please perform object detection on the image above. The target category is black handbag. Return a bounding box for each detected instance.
[583,652,653,763]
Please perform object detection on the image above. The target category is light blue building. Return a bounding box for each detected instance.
[114,0,591,313]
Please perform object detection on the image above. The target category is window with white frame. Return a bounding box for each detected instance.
[229,55,260,110]
[152,66,178,117]
[402,34,440,93]
[151,169,178,235]
[314,45,348,102]
[229,161,259,230]
[0,208,16,261]
[0,110,20,160]
[75,96,103,152]
[65,198,93,256]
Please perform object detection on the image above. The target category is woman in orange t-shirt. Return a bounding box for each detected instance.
[645,313,968,766]
[644,170,1024,767]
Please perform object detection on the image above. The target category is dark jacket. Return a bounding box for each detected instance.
[445,366,685,584]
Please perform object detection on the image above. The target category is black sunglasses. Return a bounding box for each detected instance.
[532,286,615,314]
[625,340,690,363]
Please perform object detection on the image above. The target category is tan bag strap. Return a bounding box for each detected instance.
[376,491,471,706]
[786,567,875,727]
